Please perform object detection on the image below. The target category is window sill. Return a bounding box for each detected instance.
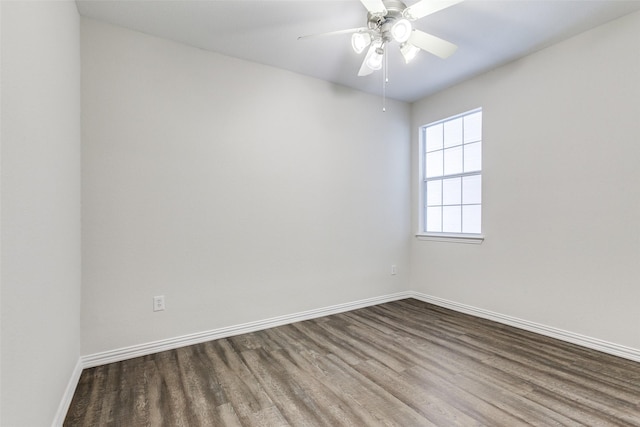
[415,233,484,244]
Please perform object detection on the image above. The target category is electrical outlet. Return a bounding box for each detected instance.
[153,295,165,312]
[391,265,397,275]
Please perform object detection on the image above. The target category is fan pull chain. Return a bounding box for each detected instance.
[382,45,388,112]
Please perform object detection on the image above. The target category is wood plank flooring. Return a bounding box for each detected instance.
[64,299,640,426]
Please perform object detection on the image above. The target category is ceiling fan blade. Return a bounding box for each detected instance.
[360,0,387,16]
[404,0,463,21]
[358,45,376,76]
[298,27,368,40]
[409,29,458,58]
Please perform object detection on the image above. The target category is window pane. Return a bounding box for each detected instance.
[426,207,442,232]
[444,118,462,148]
[442,206,461,233]
[421,108,482,236]
[442,177,461,205]
[425,124,443,152]
[462,205,482,234]
[462,175,481,205]
[444,146,463,176]
[464,142,482,172]
[426,180,442,206]
[425,151,443,178]
[464,111,482,143]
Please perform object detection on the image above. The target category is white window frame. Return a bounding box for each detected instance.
[417,108,484,244]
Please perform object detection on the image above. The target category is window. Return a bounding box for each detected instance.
[419,109,482,239]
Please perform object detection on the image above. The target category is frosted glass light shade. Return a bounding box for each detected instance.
[400,42,420,63]
[366,50,383,70]
[391,19,412,43]
[351,32,371,54]
[363,40,384,71]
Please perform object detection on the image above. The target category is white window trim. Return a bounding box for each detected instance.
[415,232,484,244]
[417,108,483,242]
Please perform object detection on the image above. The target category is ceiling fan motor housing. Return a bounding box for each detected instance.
[367,0,408,43]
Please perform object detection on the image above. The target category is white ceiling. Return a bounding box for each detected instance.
[76,0,640,103]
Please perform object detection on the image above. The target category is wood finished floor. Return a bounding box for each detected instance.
[65,299,640,426]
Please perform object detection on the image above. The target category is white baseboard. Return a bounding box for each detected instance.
[81,291,413,369]
[409,292,640,363]
[80,290,640,368]
[52,358,83,427]
[60,290,640,424]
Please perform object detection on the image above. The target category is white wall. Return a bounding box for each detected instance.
[1,1,82,425]
[411,11,640,349]
[81,19,410,355]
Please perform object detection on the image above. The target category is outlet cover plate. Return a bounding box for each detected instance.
[153,295,165,312]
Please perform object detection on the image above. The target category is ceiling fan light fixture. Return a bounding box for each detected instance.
[365,49,384,71]
[300,0,460,79]
[351,32,372,54]
[400,42,420,63]
[362,39,384,71]
[391,19,412,43]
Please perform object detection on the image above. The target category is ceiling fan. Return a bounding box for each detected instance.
[299,0,462,76]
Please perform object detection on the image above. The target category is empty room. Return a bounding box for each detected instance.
[1,0,639,425]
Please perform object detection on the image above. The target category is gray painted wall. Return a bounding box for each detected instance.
[80,19,411,355]
[411,11,640,350]
[1,1,82,425]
